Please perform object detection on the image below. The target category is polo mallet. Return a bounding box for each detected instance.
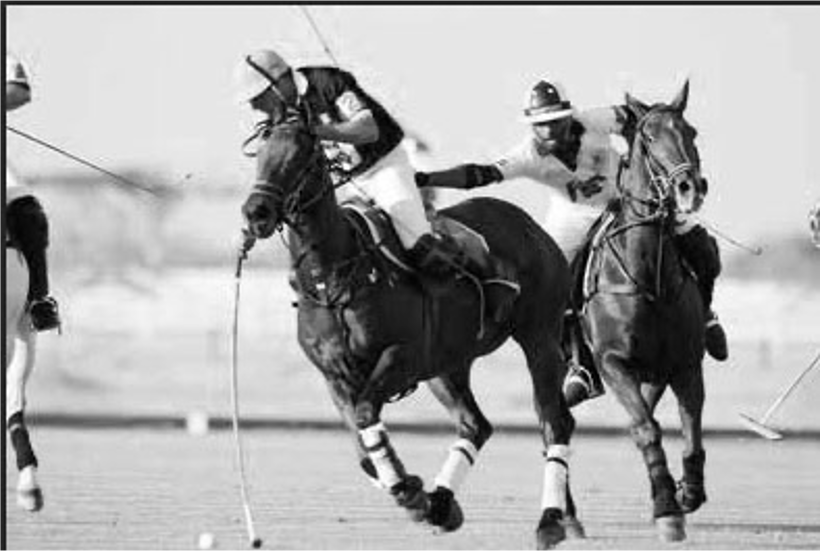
[7,125,163,197]
[230,230,263,549]
[297,6,340,66]
[738,349,820,440]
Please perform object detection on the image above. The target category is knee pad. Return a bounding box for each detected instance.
[7,196,50,252]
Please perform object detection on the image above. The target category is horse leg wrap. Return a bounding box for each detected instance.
[359,422,406,489]
[7,412,38,471]
[679,449,707,513]
[541,445,570,511]
[643,447,681,518]
[682,450,705,485]
[433,438,478,493]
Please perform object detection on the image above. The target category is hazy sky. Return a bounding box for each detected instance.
[6,5,820,244]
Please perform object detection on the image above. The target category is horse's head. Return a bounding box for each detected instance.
[622,81,705,217]
[241,119,326,239]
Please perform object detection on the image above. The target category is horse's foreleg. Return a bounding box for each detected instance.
[519,335,579,549]
[671,366,707,514]
[601,353,684,542]
[355,345,430,523]
[323,379,385,488]
[6,328,43,512]
[424,370,491,533]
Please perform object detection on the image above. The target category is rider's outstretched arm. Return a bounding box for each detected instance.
[415,163,504,190]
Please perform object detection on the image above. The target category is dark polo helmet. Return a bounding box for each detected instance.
[523,80,574,123]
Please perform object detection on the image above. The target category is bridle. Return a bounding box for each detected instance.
[599,108,701,301]
[248,124,331,231]
[618,108,699,223]
[248,121,355,233]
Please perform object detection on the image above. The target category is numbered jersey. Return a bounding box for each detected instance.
[294,67,405,176]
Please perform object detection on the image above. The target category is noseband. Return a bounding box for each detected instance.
[249,127,331,229]
[621,110,698,219]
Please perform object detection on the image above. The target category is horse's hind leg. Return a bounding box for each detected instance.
[517,332,579,549]
[601,354,684,542]
[6,326,44,512]
[671,365,707,514]
[424,368,492,533]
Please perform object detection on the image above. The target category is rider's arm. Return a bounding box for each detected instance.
[576,106,630,135]
[416,163,504,189]
[311,73,380,145]
[312,108,379,145]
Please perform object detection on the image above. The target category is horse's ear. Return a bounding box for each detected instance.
[625,92,650,119]
[671,80,690,113]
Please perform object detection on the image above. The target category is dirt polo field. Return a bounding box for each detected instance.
[5,427,819,550]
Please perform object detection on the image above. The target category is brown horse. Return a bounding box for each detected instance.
[579,82,708,542]
[241,120,577,548]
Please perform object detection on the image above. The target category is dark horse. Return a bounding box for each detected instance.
[580,82,708,542]
[242,120,577,548]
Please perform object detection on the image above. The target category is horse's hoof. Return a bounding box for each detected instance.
[656,514,686,542]
[536,508,566,549]
[561,514,586,539]
[17,487,44,512]
[426,487,464,533]
[677,482,707,514]
[391,475,430,523]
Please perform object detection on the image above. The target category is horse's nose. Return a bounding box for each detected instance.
[250,219,275,239]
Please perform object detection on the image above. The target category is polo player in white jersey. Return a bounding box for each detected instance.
[5,53,61,332]
[417,79,728,406]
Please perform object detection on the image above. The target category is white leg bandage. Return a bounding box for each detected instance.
[541,444,571,511]
[434,438,479,493]
[359,422,404,488]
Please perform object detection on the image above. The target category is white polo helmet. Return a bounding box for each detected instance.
[522,80,573,124]
[234,49,291,104]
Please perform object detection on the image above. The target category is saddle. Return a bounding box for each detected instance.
[341,198,493,278]
[342,198,517,339]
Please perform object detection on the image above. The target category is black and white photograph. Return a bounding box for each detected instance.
[3,4,819,550]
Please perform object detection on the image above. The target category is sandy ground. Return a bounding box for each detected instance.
[5,427,820,550]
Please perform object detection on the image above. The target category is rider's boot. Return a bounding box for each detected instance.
[675,225,727,361]
[561,311,605,407]
[407,233,519,322]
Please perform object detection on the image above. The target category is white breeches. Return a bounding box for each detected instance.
[337,145,431,249]
[542,197,603,264]
[5,249,36,419]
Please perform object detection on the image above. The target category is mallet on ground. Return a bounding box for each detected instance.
[738,350,820,440]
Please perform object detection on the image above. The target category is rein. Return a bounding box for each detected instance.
[596,110,697,301]
[250,127,373,309]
